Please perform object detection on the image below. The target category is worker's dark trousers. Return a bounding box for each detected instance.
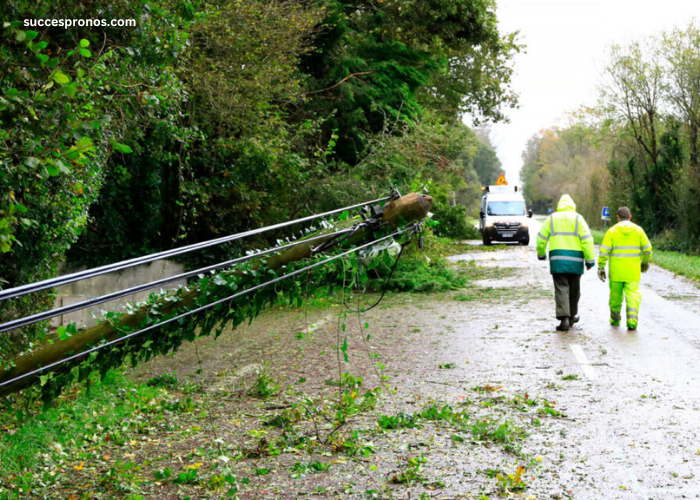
[553,273,581,319]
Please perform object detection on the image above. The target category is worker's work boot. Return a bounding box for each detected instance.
[627,323,637,331]
[571,315,580,325]
[556,317,570,331]
[610,310,621,326]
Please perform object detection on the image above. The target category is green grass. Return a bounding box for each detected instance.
[652,250,700,284]
[0,370,162,478]
[591,229,605,246]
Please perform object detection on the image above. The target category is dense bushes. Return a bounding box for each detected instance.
[0,0,190,355]
[432,204,480,240]
[370,257,467,293]
[364,229,468,293]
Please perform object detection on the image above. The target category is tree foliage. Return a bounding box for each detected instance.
[600,24,700,243]
[520,114,610,223]
[300,0,519,164]
[473,124,505,185]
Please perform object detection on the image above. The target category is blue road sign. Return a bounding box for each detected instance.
[602,206,610,217]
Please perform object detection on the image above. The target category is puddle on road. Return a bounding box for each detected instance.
[447,242,531,269]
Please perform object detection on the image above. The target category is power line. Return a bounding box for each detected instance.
[0,227,412,392]
[0,228,359,334]
[0,196,391,302]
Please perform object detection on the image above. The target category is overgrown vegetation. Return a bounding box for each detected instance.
[0,0,191,355]
[432,204,481,240]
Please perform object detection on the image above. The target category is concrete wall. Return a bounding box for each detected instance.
[51,260,187,329]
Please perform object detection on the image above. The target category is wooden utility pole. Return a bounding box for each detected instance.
[0,193,432,397]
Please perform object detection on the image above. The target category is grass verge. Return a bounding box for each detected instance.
[591,229,605,246]
[0,370,165,497]
[652,250,700,284]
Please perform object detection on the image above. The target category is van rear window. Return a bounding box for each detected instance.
[487,201,525,216]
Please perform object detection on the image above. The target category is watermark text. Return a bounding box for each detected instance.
[24,18,136,29]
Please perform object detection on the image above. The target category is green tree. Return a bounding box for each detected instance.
[67,0,325,270]
[661,22,700,172]
[472,141,504,186]
[472,124,505,186]
[300,0,520,165]
[599,40,676,233]
[520,115,609,223]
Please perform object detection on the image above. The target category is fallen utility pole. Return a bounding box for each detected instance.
[0,193,433,398]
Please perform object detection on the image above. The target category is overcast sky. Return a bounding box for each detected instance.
[487,0,700,185]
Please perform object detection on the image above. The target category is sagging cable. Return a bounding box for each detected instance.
[0,229,357,335]
[0,228,407,391]
[0,196,392,302]
[343,222,423,314]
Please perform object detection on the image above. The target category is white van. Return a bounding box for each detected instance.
[478,185,533,245]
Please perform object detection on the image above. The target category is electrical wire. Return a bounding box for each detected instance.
[343,222,421,313]
[343,242,408,314]
[0,228,407,391]
[0,196,392,302]
[0,228,359,334]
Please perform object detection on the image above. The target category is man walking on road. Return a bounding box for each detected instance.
[537,194,595,331]
[597,207,652,330]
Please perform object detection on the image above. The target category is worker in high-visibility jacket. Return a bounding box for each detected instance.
[597,206,652,330]
[537,194,596,331]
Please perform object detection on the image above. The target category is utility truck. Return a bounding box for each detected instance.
[478,184,532,245]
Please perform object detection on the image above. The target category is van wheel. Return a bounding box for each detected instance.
[482,235,491,246]
[520,237,530,246]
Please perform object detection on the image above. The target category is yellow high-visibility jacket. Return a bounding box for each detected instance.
[537,194,595,275]
[598,220,652,283]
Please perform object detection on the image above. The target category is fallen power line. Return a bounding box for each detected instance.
[0,196,393,302]
[0,226,415,391]
[0,229,359,334]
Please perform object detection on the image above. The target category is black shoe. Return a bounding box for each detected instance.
[556,317,570,331]
[571,315,580,325]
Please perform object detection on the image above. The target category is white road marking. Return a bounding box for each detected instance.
[570,344,597,380]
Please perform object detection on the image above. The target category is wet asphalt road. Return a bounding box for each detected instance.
[124,218,700,499]
[447,218,700,499]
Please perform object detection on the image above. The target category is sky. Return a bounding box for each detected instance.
[487,0,700,185]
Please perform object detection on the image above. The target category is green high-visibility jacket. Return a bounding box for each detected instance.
[537,194,595,275]
[597,220,652,283]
